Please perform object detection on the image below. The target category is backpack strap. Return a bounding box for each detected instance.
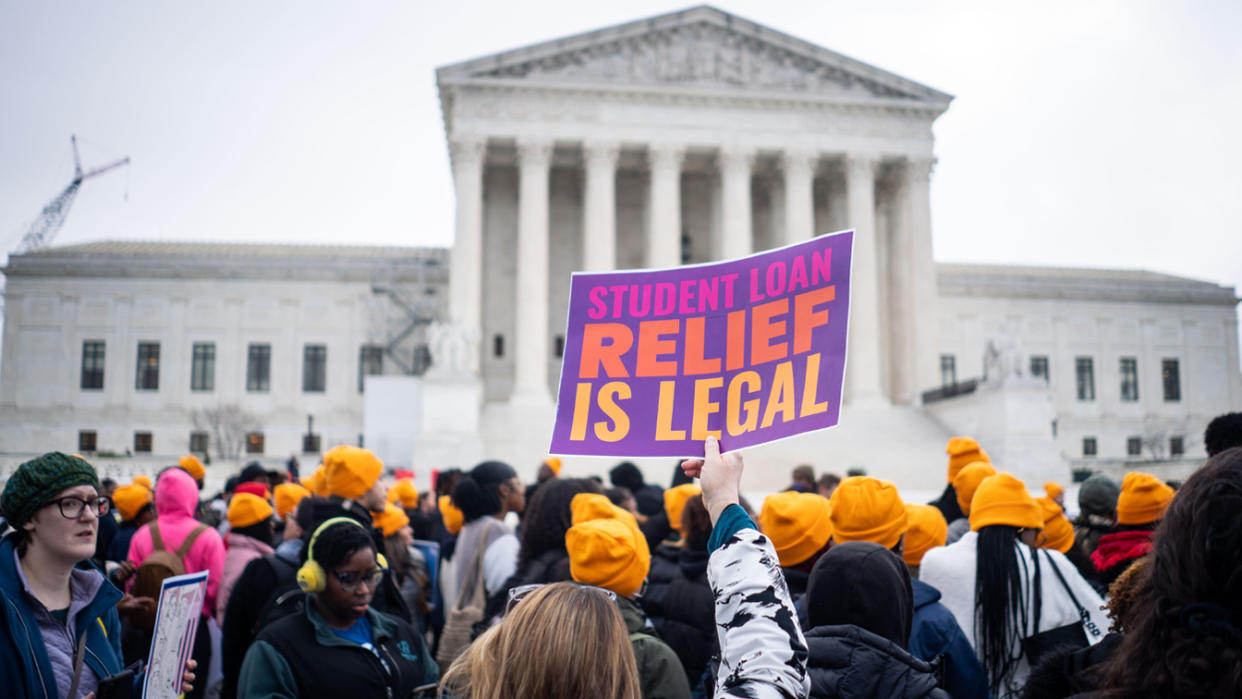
[150,521,167,553]
[175,524,209,559]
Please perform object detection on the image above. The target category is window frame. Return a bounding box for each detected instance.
[190,342,216,392]
[1162,358,1181,402]
[80,340,106,390]
[78,430,97,453]
[1082,436,1097,457]
[134,431,153,453]
[302,344,327,393]
[1075,356,1095,401]
[1119,357,1139,402]
[135,342,161,391]
[358,345,384,393]
[1029,355,1049,383]
[939,354,957,388]
[247,343,272,393]
[1126,436,1142,457]
[245,432,265,455]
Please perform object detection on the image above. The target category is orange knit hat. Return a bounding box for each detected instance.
[946,437,989,482]
[759,492,833,566]
[302,466,330,497]
[969,472,1042,531]
[274,482,311,519]
[953,461,998,515]
[373,502,411,538]
[228,492,274,529]
[325,446,383,500]
[133,475,153,491]
[1035,496,1074,553]
[439,494,464,535]
[543,457,563,476]
[388,479,419,509]
[664,483,702,531]
[178,455,206,481]
[829,477,908,550]
[566,493,650,597]
[902,503,947,567]
[112,483,153,522]
[1044,481,1064,501]
[1116,472,1174,525]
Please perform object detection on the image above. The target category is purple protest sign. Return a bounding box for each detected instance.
[550,229,853,457]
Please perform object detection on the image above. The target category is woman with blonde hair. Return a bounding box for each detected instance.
[440,581,641,699]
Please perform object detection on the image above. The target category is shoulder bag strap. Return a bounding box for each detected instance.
[1030,544,1042,636]
[175,524,209,559]
[149,521,167,553]
[1043,550,1102,638]
[457,521,495,611]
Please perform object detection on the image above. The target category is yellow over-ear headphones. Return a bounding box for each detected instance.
[296,516,389,593]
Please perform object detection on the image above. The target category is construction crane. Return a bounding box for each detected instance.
[14,135,130,254]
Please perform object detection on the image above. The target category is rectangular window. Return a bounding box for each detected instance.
[247,344,271,392]
[555,336,565,358]
[940,354,956,388]
[1119,357,1139,402]
[191,343,215,392]
[1075,357,1095,401]
[189,431,209,454]
[1170,436,1185,457]
[1127,436,1142,457]
[358,345,384,393]
[1029,355,1049,382]
[1082,437,1097,457]
[1162,358,1181,402]
[80,341,106,390]
[135,342,160,391]
[246,432,265,454]
[134,431,153,453]
[303,344,327,392]
[302,434,321,454]
[493,334,504,358]
[78,430,97,453]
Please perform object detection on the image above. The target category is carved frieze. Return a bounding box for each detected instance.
[474,22,913,100]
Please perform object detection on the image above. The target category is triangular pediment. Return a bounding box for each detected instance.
[437,6,952,105]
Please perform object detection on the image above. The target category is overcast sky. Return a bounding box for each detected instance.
[2,0,1239,306]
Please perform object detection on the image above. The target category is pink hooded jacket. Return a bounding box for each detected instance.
[128,468,225,617]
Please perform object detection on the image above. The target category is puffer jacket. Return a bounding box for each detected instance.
[651,549,715,689]
[128,468,225,617]
[909,578,990,699]
[806,624,950,698]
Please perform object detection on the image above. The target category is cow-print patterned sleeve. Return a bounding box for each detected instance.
[708,528,810,699]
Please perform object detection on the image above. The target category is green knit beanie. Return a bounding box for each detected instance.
[1078,473,1121,517]
[1,452,100,528]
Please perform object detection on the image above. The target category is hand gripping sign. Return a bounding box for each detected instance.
[551,230,853,458]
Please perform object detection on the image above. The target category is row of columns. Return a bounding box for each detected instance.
[448,138,933,407]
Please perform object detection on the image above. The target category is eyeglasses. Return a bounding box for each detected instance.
[43,496,110,520]
[506,583,617,614]
[332,568,384,592]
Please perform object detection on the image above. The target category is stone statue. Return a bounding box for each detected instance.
[427,322,478,378]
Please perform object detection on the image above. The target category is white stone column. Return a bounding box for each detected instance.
[449,139,486,335]
[646,144,684,269]
[845,154,888,406]
[583,141,620,272]
[781,149,817,245]
[511,139,553,405]
[719,146,755,260]
[905,158,939,401]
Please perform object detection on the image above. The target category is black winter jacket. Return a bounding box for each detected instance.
[806,624,950,699]
[651,549,715,689]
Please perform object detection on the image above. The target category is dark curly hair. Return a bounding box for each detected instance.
[1099,446,1242,697]
[1205,412,1242,457]
[517,478,601,570]
[301,519,376,571]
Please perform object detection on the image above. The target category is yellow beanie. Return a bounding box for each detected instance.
[969,472,1042,531]
[374,502,411,538]
[274,482,311,519]
[302,466,330,497]
[758,492,833,566]
[1116,472,1174,525]
[1036,496,1074,553]
[902,503,947,567]
[566,493,650,598]
[228,492,274,529]
[325,446,384,500]
[178,455,206,481]
[543,457,562,476]
[829,477,908,550]
[664,483,702,531]
[946,437,989,483]
[439,495,464,535]
[1044,481,1064,501]
[953,461,998,515]
[113,484,153,522]
[133,475,153,491]
[388,479,419,509]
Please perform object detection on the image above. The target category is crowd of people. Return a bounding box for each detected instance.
[1,410,1241,698]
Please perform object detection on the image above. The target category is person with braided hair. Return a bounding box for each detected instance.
[1094,446,1242,697]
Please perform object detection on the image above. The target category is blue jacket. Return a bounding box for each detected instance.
[0,533,130,699]
[909,578,991,699]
